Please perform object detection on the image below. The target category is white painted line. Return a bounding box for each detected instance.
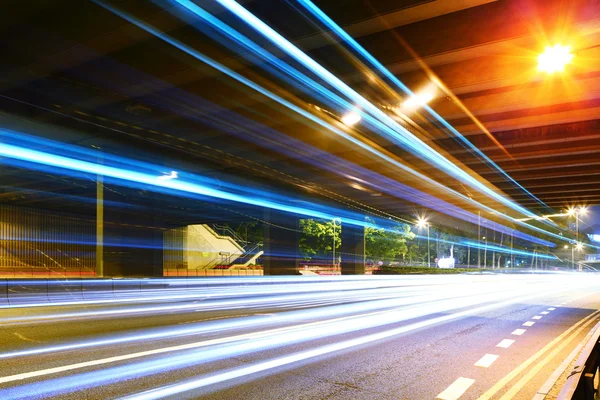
[532,316,542,320]
[437,377,475,400]
[541,311,549,315]
[496,339,515,348]
[548,308,556,310]
[512,329,526,335]
[523,321,535,327]
[475,354,499,368]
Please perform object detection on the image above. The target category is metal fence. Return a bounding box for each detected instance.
[558,322,600,399]
[0,204,96,275]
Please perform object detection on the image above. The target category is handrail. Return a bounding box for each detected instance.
[211,224,246,246]
[201,224,245,253]
[557,321,600,399]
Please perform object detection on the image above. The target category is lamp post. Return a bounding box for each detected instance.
[416,217,430,268]
[332,218,340,269]
[568,207,587,270]
[576,242,584,272]
[483,236,487,269]
[478,211,481,268]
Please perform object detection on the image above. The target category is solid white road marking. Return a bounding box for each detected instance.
[496,339,515,348]
[541,311,549,314]
[523,321,535,327]
[475,354,499,368]
[548,308,556,310]
[512,329,526,335]
[532,316,542,320]
[437,377,475,400]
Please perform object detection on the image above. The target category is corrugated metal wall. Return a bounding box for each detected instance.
[0,204,95,273]
[163,227,187,271]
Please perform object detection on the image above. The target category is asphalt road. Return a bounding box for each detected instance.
[0,273,598,400]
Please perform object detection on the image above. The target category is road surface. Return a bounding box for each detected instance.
[0,273,598,399]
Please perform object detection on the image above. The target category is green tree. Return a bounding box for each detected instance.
[299,219,340,260]
[366,222,415,263]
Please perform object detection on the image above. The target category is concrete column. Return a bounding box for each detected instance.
[95,176,104,277]
[263,211,299,275]
[341,224,365,275]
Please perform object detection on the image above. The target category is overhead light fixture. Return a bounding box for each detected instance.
[157,171,178,181]
[341,111,361,126]
[402,92,434,109]
[537,44,573,73]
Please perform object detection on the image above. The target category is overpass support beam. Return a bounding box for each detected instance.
[263,211,299,275]
[341,225,365,275]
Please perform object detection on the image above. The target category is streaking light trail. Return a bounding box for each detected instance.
[93,1,564,246]
[294,0,551,213]
[212,0,538,219]
[0,275,591,399]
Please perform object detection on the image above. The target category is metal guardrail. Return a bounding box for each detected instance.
[558,321,600,399]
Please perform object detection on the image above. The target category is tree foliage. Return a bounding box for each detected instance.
[365,221,415,263]
[299,219,341,259]
[299,218,415,262]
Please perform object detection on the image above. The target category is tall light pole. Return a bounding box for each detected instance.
[416,217,430,268]
[478,211,481,268]
[332,218,340,269]
[483,236,487,268]
[568,206,587,270]
[576,242,584,271]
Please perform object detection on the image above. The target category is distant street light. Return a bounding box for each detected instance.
[537,44,574,73]
[567,206,587,243]
[416,217,430,267]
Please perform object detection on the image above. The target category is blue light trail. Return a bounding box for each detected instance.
[295,0,551,213]
[0,275,590,399]
[212,0,539,219]
[93,1,565,246]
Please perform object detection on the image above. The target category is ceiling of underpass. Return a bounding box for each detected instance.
[1,0,599,236]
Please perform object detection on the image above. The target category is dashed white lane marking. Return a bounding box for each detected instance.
[532,316,542,320]
[496,339,515,348]
[523,321,535,327]
[475,354,499,368]
[512,329,526,335]
[548,308,556,311]
[541,311,549,315]
[437,377,475,400]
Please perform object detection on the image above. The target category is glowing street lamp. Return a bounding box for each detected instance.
[416,217,430,268]
[537,45,574,73]
[567,206,587,242]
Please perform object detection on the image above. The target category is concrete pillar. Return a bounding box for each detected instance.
[95,176,104,277]
[102,188,164,277]
[341,224,365,275]
[263,211,299,275]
